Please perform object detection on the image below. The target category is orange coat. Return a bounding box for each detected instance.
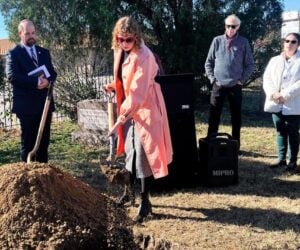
[108,44,173,179]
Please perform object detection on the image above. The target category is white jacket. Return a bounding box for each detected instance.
[263,51,300,115]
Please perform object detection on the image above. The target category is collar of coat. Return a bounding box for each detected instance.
[281,50,300,62]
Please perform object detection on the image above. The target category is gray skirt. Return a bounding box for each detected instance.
[123,119,152,178]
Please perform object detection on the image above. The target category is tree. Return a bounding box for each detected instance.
[0,0,118,50]
[0,0,283,112]
[118,0,283,82]
[0,0,119,118]
[117,0,195,73]
[0,0,283,76]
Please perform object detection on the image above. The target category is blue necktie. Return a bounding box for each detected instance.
[30,47,38,67]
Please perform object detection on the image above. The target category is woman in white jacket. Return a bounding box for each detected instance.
[263,32,300,173]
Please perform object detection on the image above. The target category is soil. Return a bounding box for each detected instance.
[100,163,130,186]
[0,162,136,249]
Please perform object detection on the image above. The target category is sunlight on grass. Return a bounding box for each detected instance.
[48,121,106,187]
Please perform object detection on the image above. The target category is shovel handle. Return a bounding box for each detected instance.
[108,102,114,130]
[27,82,53,164]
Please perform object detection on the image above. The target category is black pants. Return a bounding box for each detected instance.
[207,84,242,144]
[17,112,52,163]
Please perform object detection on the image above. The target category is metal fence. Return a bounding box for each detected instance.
[0,80,16,128]
[0,65,113,129]
[0,64,213,130]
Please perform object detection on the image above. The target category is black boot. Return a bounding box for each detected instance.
[133,192,152,223]
[116,184,135,207]
[133,177,152,223]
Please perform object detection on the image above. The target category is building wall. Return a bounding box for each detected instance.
[281,11,300,39]
[0,39,15,58]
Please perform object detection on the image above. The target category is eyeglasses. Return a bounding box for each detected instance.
[226,25,238,29]
[117,36,135,44]
[285,39,298,44]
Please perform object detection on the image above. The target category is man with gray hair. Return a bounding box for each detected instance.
[205,14,254,148]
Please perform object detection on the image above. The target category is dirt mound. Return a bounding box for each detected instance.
[0,162,135,249]
[100,163,130,186]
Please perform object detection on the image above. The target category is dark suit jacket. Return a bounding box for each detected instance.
[6,44,57,116]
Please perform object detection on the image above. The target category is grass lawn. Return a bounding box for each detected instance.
[0,88,299,249]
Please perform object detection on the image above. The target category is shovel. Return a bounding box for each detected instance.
[27,82,53,164]
[106,91,116,165]
[100,91,129,185]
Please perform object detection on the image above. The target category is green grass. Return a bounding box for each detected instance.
[49,122,99,164]
[49,121,109,188]
[0,121,100,166]
[0,130,20,164]
[0,121,107,188]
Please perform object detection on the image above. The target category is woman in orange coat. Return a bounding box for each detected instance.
[106,16,173,222]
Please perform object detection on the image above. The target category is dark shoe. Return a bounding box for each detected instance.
[296,165,300,175]
[285,161,297,173]
[238,150,244,156]
[133,199,152,223]
[269,160,286,169]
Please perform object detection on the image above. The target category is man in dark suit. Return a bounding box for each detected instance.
[6,19,57,163]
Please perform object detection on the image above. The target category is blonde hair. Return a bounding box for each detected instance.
[111,16,142,50]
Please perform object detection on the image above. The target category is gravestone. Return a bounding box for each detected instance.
[71,99,115,146]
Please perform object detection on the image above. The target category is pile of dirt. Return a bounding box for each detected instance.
[0,162,135,249]
[100,163,130,186]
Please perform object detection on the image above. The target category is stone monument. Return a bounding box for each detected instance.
[71,99,115,146]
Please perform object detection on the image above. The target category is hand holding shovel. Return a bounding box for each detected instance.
[27,81,53,164]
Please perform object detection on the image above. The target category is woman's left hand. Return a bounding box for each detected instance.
[272,92,285,104]
[276,96,285,104]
